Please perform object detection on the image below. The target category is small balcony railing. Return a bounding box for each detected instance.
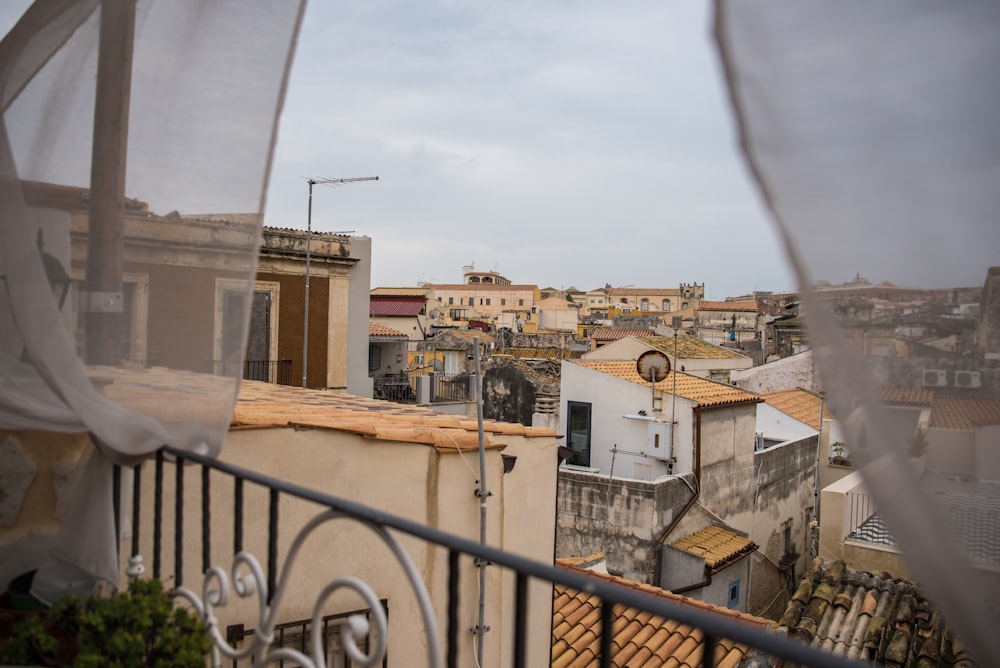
[113,446,862,668]
[845,491,897,547]
[372,372,416,403]
[214,359,294,385]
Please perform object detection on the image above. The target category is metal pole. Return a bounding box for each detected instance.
[301,176,378,388]
[302,179,314,388]
[473,335,490,663]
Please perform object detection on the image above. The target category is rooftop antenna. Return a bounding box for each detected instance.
[302,176,378,388]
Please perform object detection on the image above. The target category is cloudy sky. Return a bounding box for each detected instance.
[266,1,796,298]
[2,1,874,299]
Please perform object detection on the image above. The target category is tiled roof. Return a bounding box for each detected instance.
[880,385,935,407]
[930,396,1000,430]
[445,330,496,344]
[777,558,974,666]
[670,525,757,571]
[591,327,655,342]
[370,287,431,297]
[370,299,425,317]
[233,381,555,450]
[495,348,582,361]
[697,301,758,312]
[759,388,831,430]
[368,322,407,338]
[552,559,772,668]
[572,360,761,408]
[636,335,749,361]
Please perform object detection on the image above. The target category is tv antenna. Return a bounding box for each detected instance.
[302,176,379,388]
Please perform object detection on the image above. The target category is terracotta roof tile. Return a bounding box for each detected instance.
[230,381,555,450]
[370,287,432,297]
[635,335,749,361]
[670,525,758,571]
[591,327,656,341]
[778,558,974,666]
[759,388,831,430]
[370,299,426,317]
[368,322,408,337]
[930,396,1000,430]
[571,360,761,408]
[879,385,935,407]
[494,348,583,361]
[552,561,772,668]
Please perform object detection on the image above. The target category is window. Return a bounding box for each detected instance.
[641,298,649,311]
[501,298,506,306]
[518,299,524,306]
[873,343,891,356]
[485,298,491,305]
[662,299,671,310]
[443,350,460,374]
[469,297,475,306]
[449,297,454,305]
[727,580,740,609]
[368,344,381,372]
[565,401,592,467]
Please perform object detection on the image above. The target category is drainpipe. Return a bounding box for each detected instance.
[652,404,702,587]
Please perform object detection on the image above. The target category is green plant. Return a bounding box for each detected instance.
[0,578,210,667]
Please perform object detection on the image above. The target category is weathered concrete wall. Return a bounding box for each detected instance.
[483,365,538,427]
[701,432,818,617]
[867,356,1000,397]
[555,469,694,583]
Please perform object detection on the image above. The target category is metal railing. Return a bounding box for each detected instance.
[214,359,293,385]
[845,491,896,547]
[115,446,862,668]
[434,372,472,402]
[372,373,416,403]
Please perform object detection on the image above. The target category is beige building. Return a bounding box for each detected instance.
[0,378,560,668]
[696,300,761,347]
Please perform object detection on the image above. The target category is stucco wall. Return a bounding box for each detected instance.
[927,428,976,473]
[123,426,556,668]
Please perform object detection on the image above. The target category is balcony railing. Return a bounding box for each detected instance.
[372,373,416,403]
[845,491,897,547]
[114,446,861,668]
[215,359,294,385]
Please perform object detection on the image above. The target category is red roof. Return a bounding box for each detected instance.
[370,297,425,317]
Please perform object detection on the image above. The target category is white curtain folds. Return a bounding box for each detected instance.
[714,2,999,664]
[0,0,304,594]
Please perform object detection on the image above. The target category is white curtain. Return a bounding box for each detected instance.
[714,2,999,664]
[0,0,304,595]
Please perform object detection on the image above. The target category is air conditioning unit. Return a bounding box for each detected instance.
[954,370,981,388]
[922,370,948,387]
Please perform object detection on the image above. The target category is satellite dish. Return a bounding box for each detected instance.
[428,309,439,320]
[636,350,670,383]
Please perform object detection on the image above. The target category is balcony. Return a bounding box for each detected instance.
[107,446,862,668]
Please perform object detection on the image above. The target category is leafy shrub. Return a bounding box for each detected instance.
[0,578,210,667]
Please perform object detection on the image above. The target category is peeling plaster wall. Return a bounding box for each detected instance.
[482,366,538,427]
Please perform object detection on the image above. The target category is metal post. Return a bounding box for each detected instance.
[473,335,490,662]
[301,176,378,388]
[302,180,314,388]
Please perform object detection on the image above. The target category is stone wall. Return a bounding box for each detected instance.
[555,469,694,584]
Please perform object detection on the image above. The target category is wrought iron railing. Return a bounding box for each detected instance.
[845,491,897,547]
[214,359,294,385]
[115,445,862,668]
[372,373,416,403]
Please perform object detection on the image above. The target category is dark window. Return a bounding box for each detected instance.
[728,580,740,609]
[449,297,454,305]
[368,344,381,372]
[485,298,491,306]
[518,299,524,306]
[566,401,592,467]
[469,297,474,306]
[501,298,506,306]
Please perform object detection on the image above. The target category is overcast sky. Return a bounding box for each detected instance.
[2,1,802,299]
